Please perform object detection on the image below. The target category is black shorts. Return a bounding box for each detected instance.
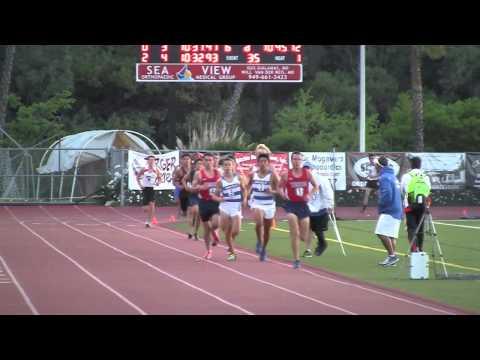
[284,201,310,220]
[199,199,220,222]
[188,194,199,207]
[406,205,426,232]
[179,190,189,212]
[366,180,379,190]
[142,187,156,205]
[310,212,329,233]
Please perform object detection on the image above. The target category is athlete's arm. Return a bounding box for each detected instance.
[172,168,184,189]
[183,172,195,193]
[136,169,146,189]
[269,171,280,195]
[155,167,162,186]
[240,175,248,208]
[210,179,224,203]
[306,170,319,202]
[191,172,201,192]
[278,172,289,200]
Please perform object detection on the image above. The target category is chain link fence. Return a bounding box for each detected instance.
[1,148,479,211]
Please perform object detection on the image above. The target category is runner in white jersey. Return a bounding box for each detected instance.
[136,155,161,228]
[248,153,280,262]
[211,157,248,261]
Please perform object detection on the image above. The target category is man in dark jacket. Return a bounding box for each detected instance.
[374,156,403,267]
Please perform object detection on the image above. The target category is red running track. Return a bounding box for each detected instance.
[0,205,471,315]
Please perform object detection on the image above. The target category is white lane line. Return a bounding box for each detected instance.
[4,206,147,315]
[0,255,39,315]
[40,206,253,315]
[434,222,480,230]
[108,208,457,315]
[83,207,356,315]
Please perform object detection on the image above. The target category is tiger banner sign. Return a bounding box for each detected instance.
[128,150,179,190]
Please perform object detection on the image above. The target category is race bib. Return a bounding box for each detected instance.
[295,188,304,197]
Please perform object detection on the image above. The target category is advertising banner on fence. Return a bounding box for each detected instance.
[466,153,480,189]
[234,152,289,175]
[128,150,179,191]
[288,152,347,191]
[409,153,466,190]
[346,153,410,189]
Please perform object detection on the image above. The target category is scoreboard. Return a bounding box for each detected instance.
[136,45,303,83]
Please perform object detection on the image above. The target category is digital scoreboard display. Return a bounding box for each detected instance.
[136,45,303,83]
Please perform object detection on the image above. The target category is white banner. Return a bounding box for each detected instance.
[289,152,347,191]
[128,150,180,190]
[409,153,466,190]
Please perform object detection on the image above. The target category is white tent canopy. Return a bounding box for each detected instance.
[37,130,159,174]
[35,130,160,203]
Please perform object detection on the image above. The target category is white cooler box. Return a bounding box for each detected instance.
[409,252,429,280]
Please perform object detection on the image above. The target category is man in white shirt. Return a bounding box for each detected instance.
[400,156,432,252]
[362,154,379,212]
[302,162,335,257]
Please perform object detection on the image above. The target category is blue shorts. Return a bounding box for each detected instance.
[174,186,181,201]
[284,201,310,220]
[188,194,199,207]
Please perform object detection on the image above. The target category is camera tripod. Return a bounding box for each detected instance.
[405,207,449,279]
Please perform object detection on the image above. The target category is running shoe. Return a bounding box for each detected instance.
[315,243,328,257]
[379,255,399,267]
[256,240,262,254]
[259,248,267,262]
[145,222,151,228]
[302,249,313,258]
[293,260,301,269]
[227,252,237,262]
[204,250,213,260]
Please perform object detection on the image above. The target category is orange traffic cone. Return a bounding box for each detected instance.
[152,216,159,225]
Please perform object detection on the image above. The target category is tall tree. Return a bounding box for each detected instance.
[409,45,446,151]
[0,45,17,197]
[223,83,245,126]
[0,45,16,135]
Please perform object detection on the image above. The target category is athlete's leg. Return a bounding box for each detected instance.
[287,213,301,261]
[192,205,200,238]
[231,215,241,245]
[362,188,372,211]
[148,201,155,224]
[299,217,311,251]
[263,218,273,250]
[254,208,264,246]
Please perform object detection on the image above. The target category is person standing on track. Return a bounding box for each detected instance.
[400,156,431,252]
[302,161,334,258]
[211,157,248,262]
[136,155,161,228]
[279,152,319,269]
[192,153,222,259]
[248,153,280,262]
[173,153,192,218]
[362,154,380,213]
[375,156,403,267]
[183,156,204,241]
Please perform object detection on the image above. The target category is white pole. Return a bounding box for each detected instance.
[329,212,347,256]
[360,45,366,153]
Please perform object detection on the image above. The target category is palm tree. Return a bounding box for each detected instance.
[223,83,245,126]
[0,45,16,197]
[0,45,15,133]
[409,45,446,151]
